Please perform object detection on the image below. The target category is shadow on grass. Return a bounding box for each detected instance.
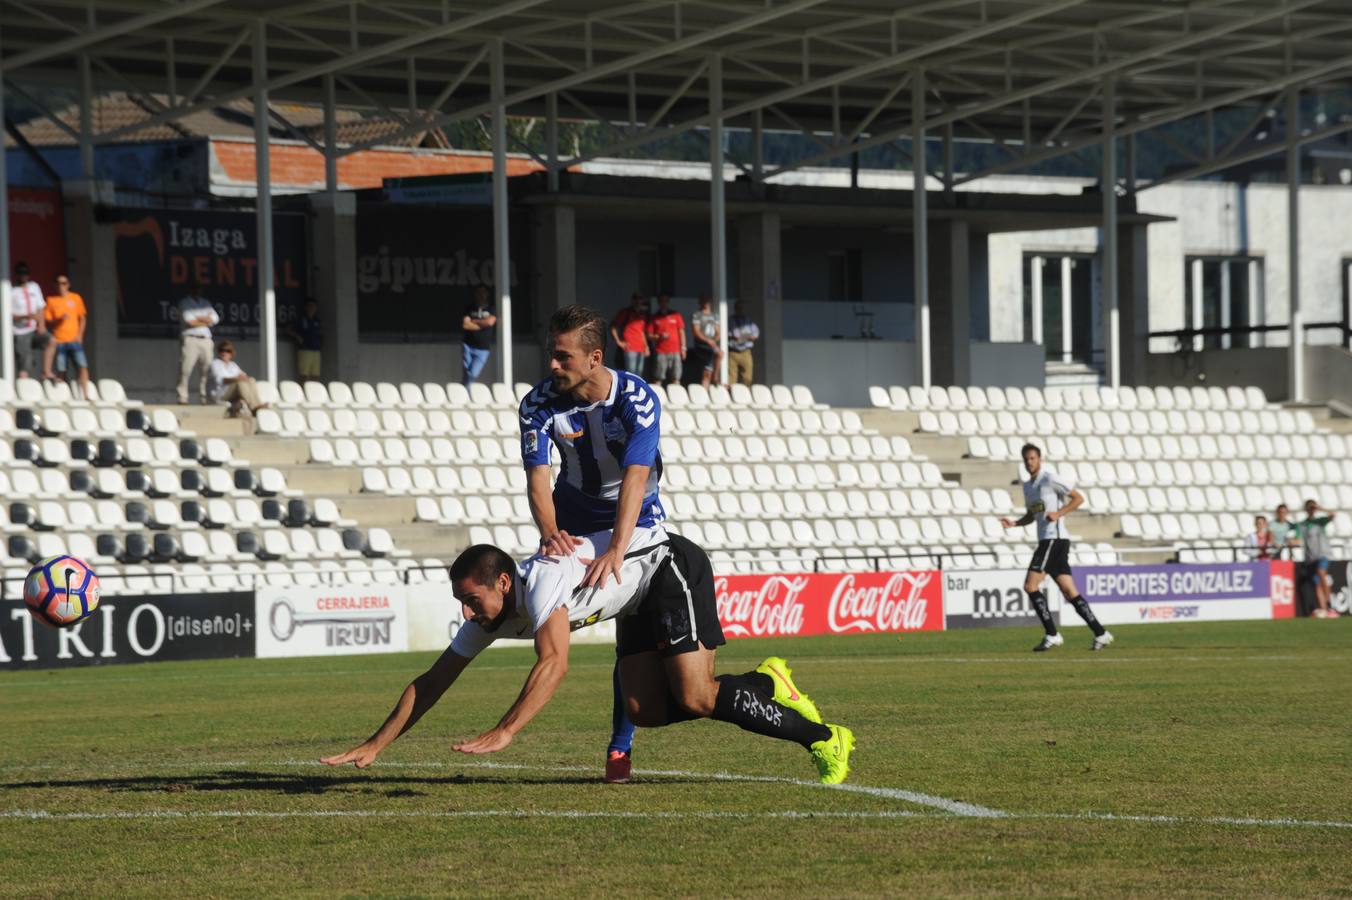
[0,770,622,796]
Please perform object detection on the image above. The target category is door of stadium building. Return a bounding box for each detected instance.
[1023,252,1094,365]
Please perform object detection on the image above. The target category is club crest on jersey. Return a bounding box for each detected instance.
[524,430,539,454]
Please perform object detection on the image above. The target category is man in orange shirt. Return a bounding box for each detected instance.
[645,293,686,387]
[44,275,90,399]
[609,292,650,375]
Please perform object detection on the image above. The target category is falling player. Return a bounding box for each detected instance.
[999,442,1114,652]
[321,529,855,784]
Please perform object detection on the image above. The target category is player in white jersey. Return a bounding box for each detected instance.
[321,529,856,784]
[1000,442,1114,652]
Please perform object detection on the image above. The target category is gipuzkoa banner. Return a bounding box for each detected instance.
[255,586,408,658]
[714,571,943,639]
[0,593,254,669]
[1069,562,1274,626]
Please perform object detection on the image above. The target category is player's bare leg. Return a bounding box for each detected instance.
[1053,573,1113,650]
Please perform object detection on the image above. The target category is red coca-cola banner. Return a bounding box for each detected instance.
[715,571,944,639]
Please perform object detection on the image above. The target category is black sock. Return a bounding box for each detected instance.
[719,671,774,696]
[1067,595,1106,636]
[1027,590,1057,636]
[711,678,830,749]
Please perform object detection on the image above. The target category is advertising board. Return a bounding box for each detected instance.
[254,586,408,658]
[714,571,943,639]
[1070,562,1274,626]
[0,593,254,669]
[942,569,1061,629]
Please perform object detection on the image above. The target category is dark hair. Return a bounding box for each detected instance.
[14,261,28,275]
[1020,442,1042,458]
[1276,503,1288,513]
[549,304,607,355]
[218,340,236,354]
[449,544,516,588]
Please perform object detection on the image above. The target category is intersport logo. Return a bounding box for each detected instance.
[827,572,933,633]
[714,571,943,640]
[715,575,808,637]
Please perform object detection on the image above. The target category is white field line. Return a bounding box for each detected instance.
[1,653,1340,690]
[4,758,1351,830]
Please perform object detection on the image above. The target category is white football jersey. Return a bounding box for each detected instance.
[1022,467,1076,540]
[450,526,670,658]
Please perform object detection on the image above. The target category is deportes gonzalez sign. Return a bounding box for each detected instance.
[0,593,254,669]
[1069,562,1274,626]
[715,571,943,639]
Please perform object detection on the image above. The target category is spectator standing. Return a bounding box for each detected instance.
[208,340,268,418]
[177,282,219,404]
[1299,500,1339,618]
[1269,504,1301,560]
[645,293,686,387]
[43,275,89,399]
[727,301,760,387]
[610,292,650,375]
[10,262,47,379]
[287,297,323,383]
[460,284,497,386]
[1244,515,1274,560]
[689,294,722,386]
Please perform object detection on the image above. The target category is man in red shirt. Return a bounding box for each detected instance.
[610,292,650,375]
[646,293,686,387]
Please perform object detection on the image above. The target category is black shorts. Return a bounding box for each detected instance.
[1028,539,1073,578]
[617,532,726,659]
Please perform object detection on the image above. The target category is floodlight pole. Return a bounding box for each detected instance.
[710,54,729,384]
[1286,87,1304,403]
[254,19,278,384]
[912,68,931,389]
[1030,256,1044,347]
[491,37,513,388]
[1102,75,1120,388]
[545,91,559,192]
[0,40,12,383]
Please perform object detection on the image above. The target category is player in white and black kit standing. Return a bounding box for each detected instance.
[1000,443,1114,652]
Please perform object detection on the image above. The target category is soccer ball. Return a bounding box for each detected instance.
[23,555,101,628]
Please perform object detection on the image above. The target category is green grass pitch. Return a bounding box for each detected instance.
[3,620,1350,897]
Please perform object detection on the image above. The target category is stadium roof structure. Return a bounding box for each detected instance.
[2,0,1346,393]
[5,0,1352,184]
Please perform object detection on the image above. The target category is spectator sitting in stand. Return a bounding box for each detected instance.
[286,297,323,383]
[1244,515,1274,560]
[610,292,650,375]
[44,274,90,399]
[208,340,269,418]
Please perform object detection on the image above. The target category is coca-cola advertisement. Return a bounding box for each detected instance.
[715,571,944,639]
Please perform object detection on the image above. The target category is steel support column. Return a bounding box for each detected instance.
[491,38,513,388]
[1030,255,1044,346]
[324,73,338,197]
[912,69,930,388]
[1061,256,1073,363]
[752,108,764,182]
[546,91,559,193]
[78,54,94,178]
[1102,75,1120,387]
[1287,88,1304,402]
[254,19,277,384]
[710,55,729,384]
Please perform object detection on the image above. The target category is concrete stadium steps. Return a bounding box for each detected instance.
[384,524,469,559]
[158,404,254,438]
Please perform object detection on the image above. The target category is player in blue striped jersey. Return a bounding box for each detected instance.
[518,304,665,782]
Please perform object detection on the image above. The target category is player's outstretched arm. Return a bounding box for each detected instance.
[454,608,571,754]
[582,464,650,588]
[322,645,473,768]
[1000,512,1036,528]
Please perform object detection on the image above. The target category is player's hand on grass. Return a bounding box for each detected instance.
[453,728,513,754]
[540,530,583,557]
[580,547,623,589]
[320,743,380,769]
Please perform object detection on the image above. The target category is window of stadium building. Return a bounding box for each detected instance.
[1021,252,1095,365]
[637,244,675,298]
[827,249,863,303]
[1184,256,1264,351]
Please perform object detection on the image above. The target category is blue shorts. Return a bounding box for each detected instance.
[1310,558,1331,579]
[54,341,88,373]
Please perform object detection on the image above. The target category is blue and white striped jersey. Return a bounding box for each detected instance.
[519,369,665,533]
